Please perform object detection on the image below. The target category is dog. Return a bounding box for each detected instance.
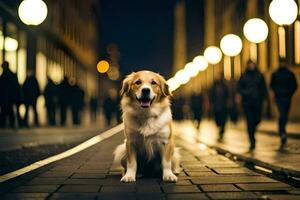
[114,70,180,182]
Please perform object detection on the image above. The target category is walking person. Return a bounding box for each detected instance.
[22,69,41,127]
[270,58,298,149]
[0,61,20,128]
[90,96,98,124]
[190,92,203,129]
[238,60,268,151]
[210,75,229,141]
[70,83,85,125]
[44,77,58,126]
[58,76,72,126]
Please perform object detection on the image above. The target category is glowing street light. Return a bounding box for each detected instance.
[18,0,48,25]
[184,62,199,77]
[167,77,180,92]
[193,56,208,71]
[97,60,110,73]
[220,34,243,57]
[204,46,222,64]
[243,18,269,43]
[269,0,298,26]
[174,69,190,85]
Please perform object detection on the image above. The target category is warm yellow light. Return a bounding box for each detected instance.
[204,46,222,65]
[269,0,298,26]
[167,77,180,92]
[97,60,110,73]
[184,62,199,77]
[0,37,18,51]
[278,26,286,58]
[193,56,208,71]
[18,0,48,25]
[220,34,243,57]
[295,21,300,64]
[174,69,190,85]
[107,66,120,80]
[243,18,269,43]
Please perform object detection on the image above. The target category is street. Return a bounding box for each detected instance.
[0,122,300,200]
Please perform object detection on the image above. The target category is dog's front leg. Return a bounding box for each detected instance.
[121,141,136,182]
[162,142,178,182]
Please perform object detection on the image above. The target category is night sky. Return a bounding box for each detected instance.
[100,0,174,78]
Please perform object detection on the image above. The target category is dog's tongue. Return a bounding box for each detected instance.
[140,100,151,107]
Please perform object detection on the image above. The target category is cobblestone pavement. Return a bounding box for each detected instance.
[0,130,300,200]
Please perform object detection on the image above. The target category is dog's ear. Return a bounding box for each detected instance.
[120,72,135,96]
[158,74,172,97]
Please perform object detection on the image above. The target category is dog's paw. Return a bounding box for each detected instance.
[120,174,136,183]
[163,171,178,182]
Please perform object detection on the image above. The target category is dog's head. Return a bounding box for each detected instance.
[120,70,171,108]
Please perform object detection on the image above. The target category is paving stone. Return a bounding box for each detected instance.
[137,193,166,200]
[25,177,67,185]
[206,164,240,168]
[136,179,159,185]
[39,171,74,178]
[64,178,105,185]
[58,185,100,193]
[12,185,59,193]
[97,193,136,200]
[49,193,98,200]
[136,185,162,193]
[167,193,208,200]
[213,167,257,175]
[161,179,192,186]
[200,184,241,192]
[162,185,201,193]
[1,193,49,200]
[191,175,278,184]
[71,173,106,179]
[183,166,212,172]
[100,185,135,193]
[186,171,217,176]
[261,194,300,200]
[236,182,293,191]
[207,192,259,199]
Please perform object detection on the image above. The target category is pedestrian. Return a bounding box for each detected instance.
[70,82,85,125]
[190,92,203,129]
[90,96,98,123]
[228,79,239,124]
[58,76,72,126]
[44,77,58,126]
[171,96,185,121]
[0,61,20,128]
[103,88,118,126]
[22,69,41,127]
[210,75,229,141]
[238,60,267,151]
[270,58,298,148]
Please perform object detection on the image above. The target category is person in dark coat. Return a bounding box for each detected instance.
[22,69,41,127]
[103,88,118,126]
[44,77,57,126]
[270,58,298,148]
[70,83,85,125]
[210,75,229,141]
[58,76,72,126]
[238,60,268,151]
[0,61,20,128]
[89,96,98,123]
[228,79,239,124]
[190,92,203,129]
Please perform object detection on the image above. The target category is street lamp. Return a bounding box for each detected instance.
[18,0,48,25]
[220,34,242,80]
[97,60,110,73]
[193,56,208,71]
[269,0,298,58]
[243,18,268,61]
[204,46,222,85]
[174,69,190,85]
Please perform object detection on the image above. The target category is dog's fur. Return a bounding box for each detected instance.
[114,70,180,182]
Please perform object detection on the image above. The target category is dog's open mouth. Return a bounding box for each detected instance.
[137,97,154,108]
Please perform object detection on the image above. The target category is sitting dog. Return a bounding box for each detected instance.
[114,70,180,182]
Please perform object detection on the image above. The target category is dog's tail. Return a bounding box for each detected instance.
[113,143,127,167]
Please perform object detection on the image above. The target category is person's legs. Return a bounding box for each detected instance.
[8,105,15,128]
[60,105,67,126]
[276,98,291,146]
[32,104,39,126]
[244,105,256,150]
[24,105,29,127]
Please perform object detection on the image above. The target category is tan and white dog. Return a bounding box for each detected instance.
[114,70,180,182]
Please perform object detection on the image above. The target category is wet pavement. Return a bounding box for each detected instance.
[0,125,300,199]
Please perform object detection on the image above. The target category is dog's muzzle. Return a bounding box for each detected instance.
[136,88,154,108]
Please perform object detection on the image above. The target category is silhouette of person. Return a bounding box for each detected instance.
[89,96,98,123]
[190,92,203,129]
[0,61,20,128]
[270,58,298,148]
[58,76,72,126]
[70,81,85,125]
[228,79,239,124]
[44,77,58,126]
[22,69,41,127]
[172,96,185,121]
[103,89,118,126]
[210,74,229,141]
[238,60,267,151]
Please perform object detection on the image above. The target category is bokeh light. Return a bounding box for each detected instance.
[243,18,269,43]
[97,60,110,73]
[107,66,120,80]
[174,69,190,85]
[18,0,48,25]
[220,34,242,57]
[269,0,298,26]
[184,62,199,77]
[193,56,208,71]
[204,46,222,64]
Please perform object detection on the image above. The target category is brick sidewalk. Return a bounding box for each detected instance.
[0,131,299,200]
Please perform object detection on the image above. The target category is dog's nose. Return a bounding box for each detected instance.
[142,88,150,95]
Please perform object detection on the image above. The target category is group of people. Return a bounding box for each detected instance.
[0,61,85,128]
[188,59,298,151]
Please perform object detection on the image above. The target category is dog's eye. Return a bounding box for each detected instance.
[135,80,142,85]
[151,81,157,85]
